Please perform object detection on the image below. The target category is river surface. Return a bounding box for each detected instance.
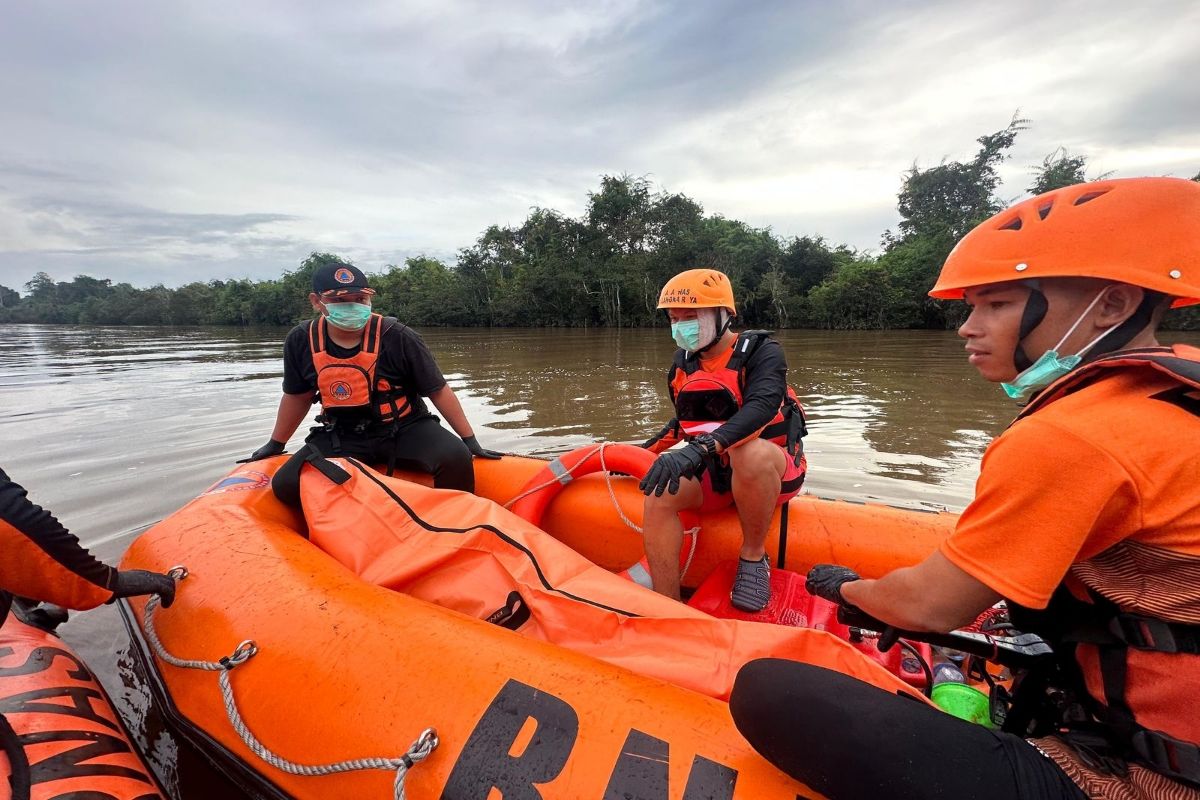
[3,323,1197,796]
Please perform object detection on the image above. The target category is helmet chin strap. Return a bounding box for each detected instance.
[1011,281,1164,371]
[1012,280,1049,372]
[1081,290,1164,360]
[697,308,734,354]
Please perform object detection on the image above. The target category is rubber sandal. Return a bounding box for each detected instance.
[730,555,771,612]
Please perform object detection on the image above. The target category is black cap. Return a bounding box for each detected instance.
[312,262,374,296]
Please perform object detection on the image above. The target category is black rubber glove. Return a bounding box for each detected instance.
[238,439,286,463]
[110,569,176,608]
[638,441,707,497]
[805,564,861,606]
[462,435,502,459]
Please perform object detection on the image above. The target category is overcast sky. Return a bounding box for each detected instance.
[2,0,1197,290]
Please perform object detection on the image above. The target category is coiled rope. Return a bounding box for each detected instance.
[503,443,700,580]
[142,567,438,799]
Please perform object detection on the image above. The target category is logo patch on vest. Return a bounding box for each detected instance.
[330,381,353,401]
[333,267,355,284]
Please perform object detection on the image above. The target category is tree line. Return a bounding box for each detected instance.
[4,119,1198,331]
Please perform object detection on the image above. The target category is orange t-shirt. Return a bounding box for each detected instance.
[941,364,1200,798]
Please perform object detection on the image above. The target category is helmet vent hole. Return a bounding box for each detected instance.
[1037,201,1054,220]
[997,216,1023,231]
[1073,190,1110,206]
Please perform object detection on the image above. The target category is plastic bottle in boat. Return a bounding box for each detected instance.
[930,662,994,727]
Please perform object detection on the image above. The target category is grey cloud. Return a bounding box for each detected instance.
[17,196,298,248]
[1,0,1197,290]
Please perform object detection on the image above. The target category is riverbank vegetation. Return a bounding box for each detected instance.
[4,120,1197,330]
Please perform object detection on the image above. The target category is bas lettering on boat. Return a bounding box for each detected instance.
[444,679,816,800]
[0,641,157,794]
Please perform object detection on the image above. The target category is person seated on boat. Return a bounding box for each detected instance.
[240,261,500,491]
[730,177,1200,800]
[639,268,807,612]
[0,465,175,623]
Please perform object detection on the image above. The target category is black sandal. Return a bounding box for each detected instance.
[731,555,771,612]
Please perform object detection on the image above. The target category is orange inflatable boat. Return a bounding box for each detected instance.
[407,443,957,585]
[118,449,955,799]
[1,603,165,800]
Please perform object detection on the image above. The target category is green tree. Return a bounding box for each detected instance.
[890,116,1028,245]
[0,284,19,309]
[807,259,907,330]
[872,116,1028,329]
[1029,147,1089,195]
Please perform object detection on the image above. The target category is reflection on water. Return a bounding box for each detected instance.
[2,323,1198,797]
[431,328,1019,509]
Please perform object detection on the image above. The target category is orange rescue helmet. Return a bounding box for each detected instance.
[657,269,737,313]
[931,177,1200,308]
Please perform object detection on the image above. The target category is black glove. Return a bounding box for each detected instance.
[110,569,176,608]
[462,435,502,459]
[238,439,286,463]
[638,441,708,497]
[805,564,861,606]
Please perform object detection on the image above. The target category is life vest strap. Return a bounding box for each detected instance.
[1105,614,1200,655]
[725,330,773,373]
[1132,730,1200,787]
[1012,585,1200,785]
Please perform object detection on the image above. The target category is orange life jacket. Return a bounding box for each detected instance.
[668,330,806,451]
[1009,344,1200,788]
[308,314,412,424]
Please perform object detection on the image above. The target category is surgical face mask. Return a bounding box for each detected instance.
[323,301,372,331]
[671,309,727,353]
[671,319,702,351]
[1001,289,1117,401]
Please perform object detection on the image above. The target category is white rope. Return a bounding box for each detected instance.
[143,569,438,800]
[501,445,604,510]
[505,443,701,581]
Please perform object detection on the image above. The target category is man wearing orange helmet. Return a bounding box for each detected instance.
[639,268,807,611]
[731,177,1200,799]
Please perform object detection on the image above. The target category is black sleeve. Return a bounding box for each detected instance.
[0,467,117,604]
[712,339,788,448]
[281,324,317,395]
[392,325,448,396]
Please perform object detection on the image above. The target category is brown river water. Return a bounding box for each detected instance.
[3,323,1197,797]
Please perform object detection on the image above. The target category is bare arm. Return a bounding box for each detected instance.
[269,391,317,443]
[840,551,1002,633]
[426,384,474,438]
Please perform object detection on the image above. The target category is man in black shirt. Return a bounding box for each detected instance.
[241,262,500,491]
[640,269,807,611]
